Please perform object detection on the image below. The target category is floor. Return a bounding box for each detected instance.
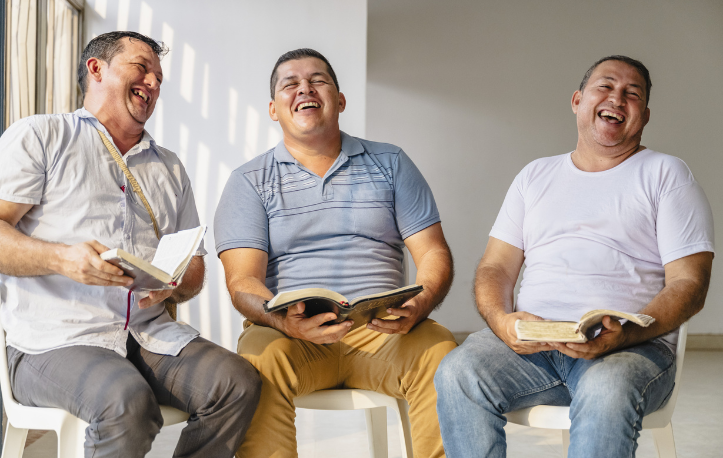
[19,351,723,457]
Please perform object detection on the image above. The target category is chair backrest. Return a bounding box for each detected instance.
[653,321,688,420]
[0,318,23,413]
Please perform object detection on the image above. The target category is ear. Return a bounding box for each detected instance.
[642,106,650,127]
[269,99,278,121]
[338,92,346,113]
[571,90,582,114]
[86,57,103,84]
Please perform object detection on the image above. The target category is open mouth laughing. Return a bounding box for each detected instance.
[295,101,320,112]
[598,109,625,124]
[132,88,149,103]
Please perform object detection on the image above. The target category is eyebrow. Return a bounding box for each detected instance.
[600,76,642,90]
[278,72,330,86]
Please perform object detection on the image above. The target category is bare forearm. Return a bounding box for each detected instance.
[170,256,206,303]
[622,276,709,348]
[228,276,285,329]
[412,246,453,316]
[474,263,516,331]
[0,219,65,276]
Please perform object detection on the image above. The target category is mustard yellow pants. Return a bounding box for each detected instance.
[236,319,458,458]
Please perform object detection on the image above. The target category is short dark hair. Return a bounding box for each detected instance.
[270,48,339,99]
[579,55,652,106]
[77,31,168,98]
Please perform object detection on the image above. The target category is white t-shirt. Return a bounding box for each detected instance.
[490,149,715,350]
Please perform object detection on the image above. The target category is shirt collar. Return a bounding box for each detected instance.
[76,108,156,156]
[273,131,365,164]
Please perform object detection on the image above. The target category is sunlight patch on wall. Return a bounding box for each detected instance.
[267,125,282,150]
[138,2,153,36]
[194,143,211,224]
[217,162,234,350]
[178,123,189,165]
[244,105,260,162]
[201,64,210,119]
[160,23,174,80]
[198,283,212,339]
[116,0,129,30]
[180,44,195,103]
[228,88,238,145]
[93,0,107,19]
[153,98,164,145]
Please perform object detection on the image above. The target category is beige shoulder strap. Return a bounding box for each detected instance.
[97,130,161,240]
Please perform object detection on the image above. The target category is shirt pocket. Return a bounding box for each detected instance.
[351,188,397,240]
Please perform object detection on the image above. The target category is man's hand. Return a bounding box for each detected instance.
[549,316,626,360]
[56,241,133,287]
[492,311,550,355]
[137,290,174,309]
[366,300,426,335]
[281,301,353,345]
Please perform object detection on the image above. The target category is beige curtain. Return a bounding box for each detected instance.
[7,0,36,126]
[46,0,80,114]
[4,0,82,128]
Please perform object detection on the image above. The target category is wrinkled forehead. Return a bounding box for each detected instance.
[275,57,330,84]
[115,37,159,63]
[589,60,646,90]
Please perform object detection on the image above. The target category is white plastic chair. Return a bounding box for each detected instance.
[504,322,688,458]
[295,389,414,458]
[0,321,190,458]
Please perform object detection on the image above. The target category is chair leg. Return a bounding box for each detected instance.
[365,406,388,458]
[651,423,677,458]
[396,398,413,458]
[57,416,87,458]
[561,429,570,458]
[2,424,28,458]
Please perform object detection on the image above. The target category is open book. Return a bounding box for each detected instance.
[100,226,206,292]
[264,284,424,330]
[515,309,655,343]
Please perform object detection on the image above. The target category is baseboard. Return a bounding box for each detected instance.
[687,334,723,351]
[451,332,723,351]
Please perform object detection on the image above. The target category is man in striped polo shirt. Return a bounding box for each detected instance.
[215,48,457,458]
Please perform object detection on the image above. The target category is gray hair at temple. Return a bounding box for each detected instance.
[77,31,168,98]
[579,55,652,107]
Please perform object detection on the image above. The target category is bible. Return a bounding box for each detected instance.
[515,309,655,343]
[264,284,424,330]
[100,225,206,292]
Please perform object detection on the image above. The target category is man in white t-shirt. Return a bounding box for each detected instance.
[434,56,714,457]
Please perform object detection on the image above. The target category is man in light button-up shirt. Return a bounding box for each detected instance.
[0,31,260,458]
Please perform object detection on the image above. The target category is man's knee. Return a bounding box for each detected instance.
[207,351,263,414]
[102,379,162,434]
[237,325,300,374]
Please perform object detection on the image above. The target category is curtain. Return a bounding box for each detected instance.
[4,0,81,128]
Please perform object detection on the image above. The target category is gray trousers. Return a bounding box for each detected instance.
[7,336,262,458]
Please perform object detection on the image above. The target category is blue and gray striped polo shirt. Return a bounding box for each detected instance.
[214,132,440,299]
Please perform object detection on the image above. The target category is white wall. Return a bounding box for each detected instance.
[367,0,723,334]
[85,0,368,349]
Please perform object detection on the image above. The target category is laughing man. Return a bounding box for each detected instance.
[434,55,714,457]
[215,48,458,457]
[0,32,261,457]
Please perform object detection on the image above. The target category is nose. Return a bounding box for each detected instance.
[608,88,624,107]
[297,79,315,95]
[144,71,161,90]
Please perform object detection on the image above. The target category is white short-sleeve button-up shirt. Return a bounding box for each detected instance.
[0,108,204,356]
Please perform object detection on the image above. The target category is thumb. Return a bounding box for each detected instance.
[287,301,306,315]
[602,316,622,330]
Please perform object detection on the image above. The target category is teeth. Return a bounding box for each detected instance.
[297,101,320,111]
[600,110,623,122]
[132,89,148,102]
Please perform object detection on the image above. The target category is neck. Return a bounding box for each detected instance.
[283,130,343,177]
[571,141,645,172]
[84,99,144,156]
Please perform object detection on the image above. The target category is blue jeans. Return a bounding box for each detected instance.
[434,328,676,458]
